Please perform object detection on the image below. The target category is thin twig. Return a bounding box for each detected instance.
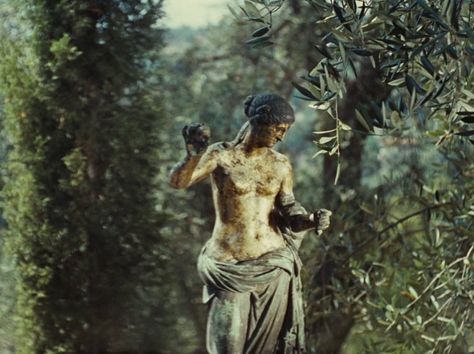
[405,245,473,313]
[420,296,453,329]
[344,202,452,263]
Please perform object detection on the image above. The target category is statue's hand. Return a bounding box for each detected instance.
[310,209,332,235]
[182,123,211,155]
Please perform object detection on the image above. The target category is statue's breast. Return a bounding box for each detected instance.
[212,149,285,197]
[213,163,281,196]
[213,165,252,195]
[255,171,281,196]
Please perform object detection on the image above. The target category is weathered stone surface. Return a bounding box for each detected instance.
[170,93,331,353]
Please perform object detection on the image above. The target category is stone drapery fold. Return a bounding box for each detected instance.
[197,231,306,354]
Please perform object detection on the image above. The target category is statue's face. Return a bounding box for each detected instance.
[251,123,290,147]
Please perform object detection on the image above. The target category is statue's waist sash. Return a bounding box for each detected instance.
[197,245,300,298]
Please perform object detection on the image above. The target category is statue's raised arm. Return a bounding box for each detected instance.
[169,123,217,189]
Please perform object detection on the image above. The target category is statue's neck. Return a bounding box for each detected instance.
[241,135,268,157]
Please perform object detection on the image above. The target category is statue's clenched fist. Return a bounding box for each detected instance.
[182,123,211,155]
[310,209,332,235]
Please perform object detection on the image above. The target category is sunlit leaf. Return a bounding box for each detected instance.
[312,149,328,158]
[319,135,337,144]
[334,162,341,185]
[244,0,261,18]
[331,29,351,42]
[313,128,337,135]
[339,122,351,131]
[388,78,405,86]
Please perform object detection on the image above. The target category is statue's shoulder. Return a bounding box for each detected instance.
[269,150,291,176]
[209,141,232,151]
[206,142,232,157]
[270,149,291,165]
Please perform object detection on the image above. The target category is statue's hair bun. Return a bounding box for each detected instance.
[243,93,295,126]
[243,95,256,117]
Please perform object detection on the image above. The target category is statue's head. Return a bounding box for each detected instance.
[243,93,294,147]
[244,93,295,126]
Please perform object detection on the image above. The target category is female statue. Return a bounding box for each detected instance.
[170,93,331,354]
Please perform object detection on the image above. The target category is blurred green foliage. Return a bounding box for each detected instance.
[0,0,166,352]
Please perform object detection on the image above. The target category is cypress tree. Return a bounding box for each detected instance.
[0,1,164,352]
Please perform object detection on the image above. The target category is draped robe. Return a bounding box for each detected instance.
[197,229,306,354]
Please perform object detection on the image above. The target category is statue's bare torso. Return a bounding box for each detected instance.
[206,144,290,262]
[170,120,330,263]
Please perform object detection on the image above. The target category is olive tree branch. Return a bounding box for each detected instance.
[404,244,473,313]
[344,202,453,264]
